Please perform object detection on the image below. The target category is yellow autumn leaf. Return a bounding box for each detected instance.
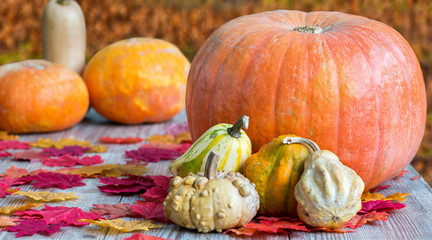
[0,203,43,215]
[362,191,411,202]
[0,216,18,227]
[80,219,161,232]
[174,131,191,144]
[146,134,175,144]
[11,190,80,202]
[383,192,411,202]
[361,191,385,202]
[29,137,107,153]
[70,164,148,177]
[0,131,18,140]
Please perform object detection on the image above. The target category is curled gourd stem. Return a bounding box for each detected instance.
[227,115,249,138]
[204,152,219,180]
[282,136,320,153]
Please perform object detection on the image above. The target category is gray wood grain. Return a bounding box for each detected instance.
[1,109,432,239]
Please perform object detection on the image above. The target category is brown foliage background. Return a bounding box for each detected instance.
[1,0,432,183]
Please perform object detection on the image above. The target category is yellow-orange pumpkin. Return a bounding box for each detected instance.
[186,10,427,190]
[0,59,89,133]
[84,38,190,124]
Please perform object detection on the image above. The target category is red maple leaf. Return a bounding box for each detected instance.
[13,205,103,226]
[125,147,180,162]
[40,155,79,167]
[395,170,409,178]
[0,150,11,158]
[18,172,86,189]
[90,203,134,219]
[4,219,69,237]
[411,175,421,181]
[0,178,22,197]
[42,146,90,157]
[0,141,31,150]
[359,200,406,214]
[77,155,103,165]
[123,233,175,240]
[131,202,172,223]
[97,175,164,194]
[100,136,143,144]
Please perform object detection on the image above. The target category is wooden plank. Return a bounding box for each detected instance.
[1,109,432,239]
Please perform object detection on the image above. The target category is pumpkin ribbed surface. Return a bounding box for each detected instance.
[243,135,310,217]
[84,37,190,124]
[0,60,89,133]
[186,10,426,190]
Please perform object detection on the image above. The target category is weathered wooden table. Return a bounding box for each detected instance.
[1,110,432,240]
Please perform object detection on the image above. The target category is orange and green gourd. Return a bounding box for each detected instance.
[169,116,251,177]
[243,135,313,217]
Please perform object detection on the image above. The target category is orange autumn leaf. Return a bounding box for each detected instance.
[80,219,161,232]
[5,166,29,179]
[344,211,390,229]
[30,138,107,153]
[173,132,191,144]
[0,203,43,215]
[0,131,18,141]
[0,216,18,227]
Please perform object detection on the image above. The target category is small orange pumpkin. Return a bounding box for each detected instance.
[0,60,89,133]
[83,38,190,124]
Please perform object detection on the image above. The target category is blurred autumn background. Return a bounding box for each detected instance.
[1,0,432,184]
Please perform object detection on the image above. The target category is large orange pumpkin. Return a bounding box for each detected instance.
[84,38,190,124]
[186,10,427,190]
[0,60,89,133]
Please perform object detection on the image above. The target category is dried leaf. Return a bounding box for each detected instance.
[0,131,19,141]
[396,170,409,178]
[4,219,68,237]
[0,203,43,215]
[80,219,161,232]
[164,121,188,136]
[71,164,148,177]
[360,200,406,214]
[77,155,104,165]
[223,227,257,236]
[11,151,47,161]
[98,175,154,194]
[30,138,107,153]
[0,140,31,150]
[42,146,90,157]
[11,190,80,202]
[411,175,421,181]
[40,155,79,167]
[383,192,411,202]
[100,136,143,144]
[0,216,18,227]
[19,172,86,189]
[90,203,134,219]
[0,150,11,158]
[14,205,102,226]
[131,202,171,223]
[145,135,175,144]
[361,191,385,202]
[344,211,389,229]
[123,233,175,240]
[4,166,29,179]
[224,216,309,236]
[369,184,391,193]
[125,147,180,162]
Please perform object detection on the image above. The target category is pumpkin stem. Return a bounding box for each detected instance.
[204,152,219,180]
[57,0,71,5]
[293,26,323,34]
[282,136,320,153]
[227,116,249,138]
